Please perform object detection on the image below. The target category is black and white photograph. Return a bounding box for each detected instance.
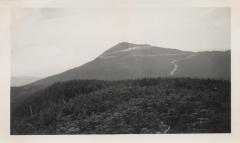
[1,0,240,143]
[9,6,232,135]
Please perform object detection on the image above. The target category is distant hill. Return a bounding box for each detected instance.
[11,76,39,87]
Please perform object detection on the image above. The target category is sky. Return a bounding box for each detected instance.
[11,6,230,78]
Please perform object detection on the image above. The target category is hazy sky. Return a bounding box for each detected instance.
[11,7,230,77]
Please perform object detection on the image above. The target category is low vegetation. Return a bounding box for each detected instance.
[11,77,231,134]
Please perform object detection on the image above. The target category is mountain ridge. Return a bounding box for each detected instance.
[18,42,230,88]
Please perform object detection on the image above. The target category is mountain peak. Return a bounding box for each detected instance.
[98,42,188,59]
[107,42,138,52]
[98,42,153,58]
[108,42,153,52]
[116,41,134,46]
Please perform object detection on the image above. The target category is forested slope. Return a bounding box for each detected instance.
[11,78,230,134]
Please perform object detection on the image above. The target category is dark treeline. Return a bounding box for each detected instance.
[11,77,231,134]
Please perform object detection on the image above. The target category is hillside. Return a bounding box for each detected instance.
[11,78,231,134]
[27,42,230,88]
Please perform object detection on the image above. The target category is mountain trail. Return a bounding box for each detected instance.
[170,54,195,76]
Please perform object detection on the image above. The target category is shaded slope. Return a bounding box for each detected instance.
[173,51,230,80]
[29,42,192,87]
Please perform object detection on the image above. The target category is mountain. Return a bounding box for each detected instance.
[27,42,230,87]
[11,76,40,87]
[11,42,230,110]
[11,42,231,134]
